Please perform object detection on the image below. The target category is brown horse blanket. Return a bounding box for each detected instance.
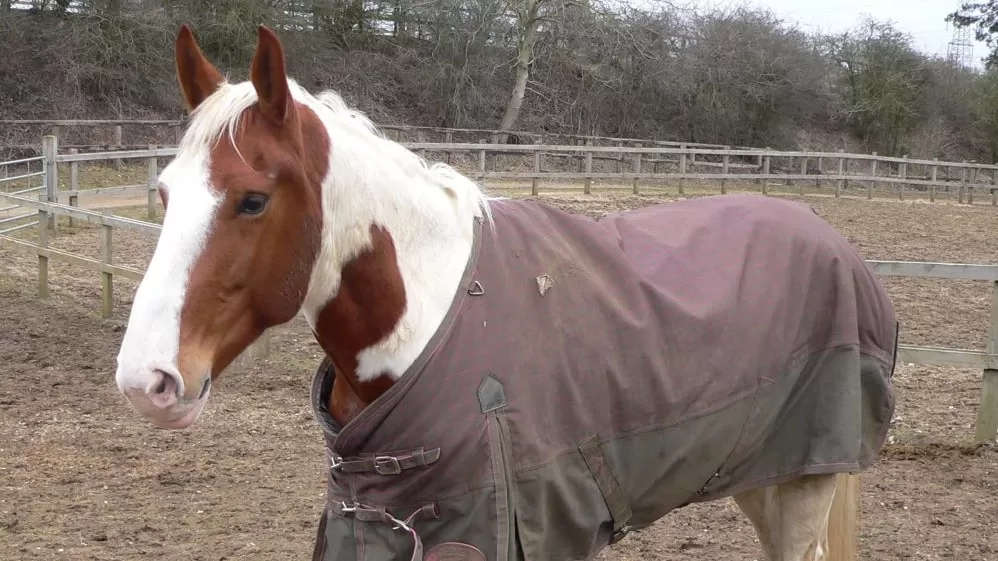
[309,194,898,561]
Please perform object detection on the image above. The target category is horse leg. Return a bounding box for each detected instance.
[733,473,839,561]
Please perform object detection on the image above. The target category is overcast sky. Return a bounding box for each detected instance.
[698,0,991,67]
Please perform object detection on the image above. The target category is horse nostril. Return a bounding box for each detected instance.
[152,376,168,395]
[148,370,178,397]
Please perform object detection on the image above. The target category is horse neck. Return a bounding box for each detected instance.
[300,125,482,424]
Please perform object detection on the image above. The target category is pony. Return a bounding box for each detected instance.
[114,24,898,561]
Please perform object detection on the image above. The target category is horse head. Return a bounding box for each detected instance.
[115,24,488,430]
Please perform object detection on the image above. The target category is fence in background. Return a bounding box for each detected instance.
[0,155,45,235]
[403,141,998,202]
[0,168,272,363]
[8,124,998,204]
[28,136,998,214]
[0,135,996,442]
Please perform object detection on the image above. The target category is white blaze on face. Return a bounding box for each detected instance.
[114,156,222,397]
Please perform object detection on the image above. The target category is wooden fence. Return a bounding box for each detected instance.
[30,136,998,215]
[0,136,996,443]
[9,125,998,203]
[403,141,998,202]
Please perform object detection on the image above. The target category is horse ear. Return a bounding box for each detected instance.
[175,24,224,112]
[250,25,293,124]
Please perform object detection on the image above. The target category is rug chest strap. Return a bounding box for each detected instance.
[330,447,441,475]
[334,502,439,561]
[578,436,633,544]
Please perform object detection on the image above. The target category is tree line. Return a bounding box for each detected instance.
[4,0,998,163]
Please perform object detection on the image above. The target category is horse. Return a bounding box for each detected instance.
[114,24,899,561]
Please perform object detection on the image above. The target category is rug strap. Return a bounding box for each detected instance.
[330,447,442,475]
[578,436,633,544]
[335,502,439,561]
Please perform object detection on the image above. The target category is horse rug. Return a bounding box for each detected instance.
[309,194,899,561]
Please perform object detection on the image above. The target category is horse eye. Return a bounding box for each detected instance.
[238,193,269,216]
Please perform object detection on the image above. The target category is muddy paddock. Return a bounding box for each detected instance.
[1,189,996,560]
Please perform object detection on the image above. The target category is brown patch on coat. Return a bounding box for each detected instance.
[312,225,407,426]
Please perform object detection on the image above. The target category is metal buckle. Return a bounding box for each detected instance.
[339,501,357,513]
[374,456,402,475]
[329,454,343,470]
[609,525,631,544]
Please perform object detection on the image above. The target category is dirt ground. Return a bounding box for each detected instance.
[1,186,997,560]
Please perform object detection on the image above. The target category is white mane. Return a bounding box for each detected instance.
[178,76,494,223]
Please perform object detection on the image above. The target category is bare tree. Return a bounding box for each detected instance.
[834,19,930,156]
[497,0,561,134]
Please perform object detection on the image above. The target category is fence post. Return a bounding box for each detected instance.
[843,157,850,190]
[584,149,593,195]
[755,151,764,187]
[959,162,967,204]
[968,164,975,205]
[800,157,808,193]
[42,134,58,232]
[174,124,183,146]
[930,158,938,203]
[147,145,158,220]
[992,168,997,206]
[477,140,486,182]
[113,125,123,171]
[796,154,803,196]
[899,156,908,201]
[868,153,877,200]
[632,145,641,195]
[37,209,49,298]
[532,151,540,196]
[974,280,998,444]
[836,149,844,198]
[721,147,730,194]
[101,221,114,319]
[761,154,771,196]
[445,131,453,165]
[69,148,79,227]
[678,144,687,196]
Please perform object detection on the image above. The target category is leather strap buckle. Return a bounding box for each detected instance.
[374,456,402,475]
